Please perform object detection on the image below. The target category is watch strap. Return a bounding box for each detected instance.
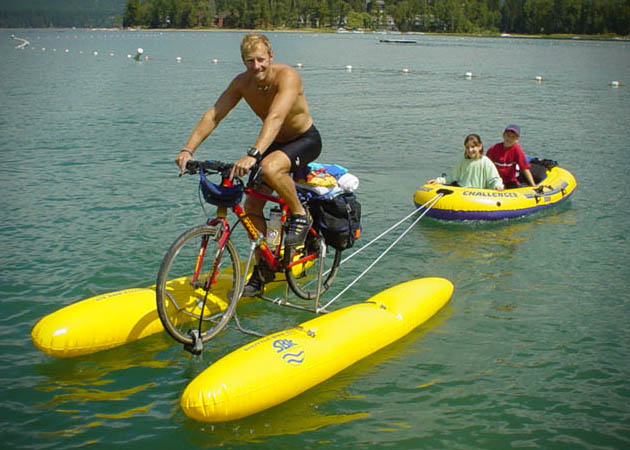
[247,147,262,162]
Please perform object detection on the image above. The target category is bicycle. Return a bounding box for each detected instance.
[155,160,342,353]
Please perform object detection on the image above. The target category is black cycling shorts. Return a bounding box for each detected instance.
[262,124,322,172]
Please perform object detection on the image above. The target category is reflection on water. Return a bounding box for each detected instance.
[35,334,174,386]
[417,205,577,265]
[39,382,157,408]
[30,334,174,441]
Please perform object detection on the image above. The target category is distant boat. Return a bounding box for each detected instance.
[379,38,418,44]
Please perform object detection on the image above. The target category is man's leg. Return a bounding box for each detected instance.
[260,152,311,247]
[243,188,268,235]
[241,190,270,296]
[259,152,306,216]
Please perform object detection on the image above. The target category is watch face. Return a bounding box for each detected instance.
[248,148,259,157]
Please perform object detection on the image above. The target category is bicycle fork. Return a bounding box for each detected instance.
[186,229,230,355]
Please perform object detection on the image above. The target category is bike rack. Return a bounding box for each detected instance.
[224,236,333,338]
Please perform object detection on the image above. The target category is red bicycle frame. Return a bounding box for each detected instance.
[192,176,319,290]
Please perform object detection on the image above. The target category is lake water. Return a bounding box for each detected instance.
[1,29,629,449]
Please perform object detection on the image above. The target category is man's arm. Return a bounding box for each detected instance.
[175,78,243,172]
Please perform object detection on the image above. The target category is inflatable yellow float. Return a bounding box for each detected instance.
[31,271,284,358]
[180,277,453,422]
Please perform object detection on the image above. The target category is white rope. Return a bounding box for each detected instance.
[339,193,443,267]
[317,193,443,312]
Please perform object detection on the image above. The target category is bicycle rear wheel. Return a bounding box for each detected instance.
[284,232,342,300]
[156,224,241,345]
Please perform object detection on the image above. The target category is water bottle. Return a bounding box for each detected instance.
[267,207,282,246]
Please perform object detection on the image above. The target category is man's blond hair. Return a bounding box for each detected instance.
[240,34,273,59]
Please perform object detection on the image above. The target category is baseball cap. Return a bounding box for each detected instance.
[504,124,520,136]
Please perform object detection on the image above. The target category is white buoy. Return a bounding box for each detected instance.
[610,80,620,87]
[345,65,353,71]
[109,52,115,57]
[42,47,46,51]
[465,71,473,78]
[144,55,149,61]
[535,75,543,82]
[212,58,218,63]
[176,56,182,62]
[64,49,69,53]
[127,54,132,58]
[296,62,303,68]
[93,51,98,56]
[401,68,409,73]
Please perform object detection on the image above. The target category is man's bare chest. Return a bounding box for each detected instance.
[243,90,274,119]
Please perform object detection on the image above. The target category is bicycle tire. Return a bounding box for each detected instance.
[284,233,342,300]
[156,224,241,345]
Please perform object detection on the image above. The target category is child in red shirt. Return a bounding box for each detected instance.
[487,124,536,189]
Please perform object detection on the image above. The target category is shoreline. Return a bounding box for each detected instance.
[3,26,629,42]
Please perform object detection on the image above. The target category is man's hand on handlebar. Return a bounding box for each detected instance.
[230,155,257,180]
[175,149,194,175]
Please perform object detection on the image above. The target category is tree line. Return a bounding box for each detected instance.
[122,0,630,35]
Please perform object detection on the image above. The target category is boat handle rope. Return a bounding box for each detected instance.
[317,193,444,313]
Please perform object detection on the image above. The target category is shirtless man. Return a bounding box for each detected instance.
[175,34,322,295]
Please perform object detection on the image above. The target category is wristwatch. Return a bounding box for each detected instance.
[247,147,262,162]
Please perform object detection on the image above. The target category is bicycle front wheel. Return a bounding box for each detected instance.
[156,224,241,345]
[285,234,342,300]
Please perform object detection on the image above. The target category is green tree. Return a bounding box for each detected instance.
[387,0,413,32]
[123,0,139,26]
[523,0,552,33]
[116,0,629,34]
[501,0,525,32]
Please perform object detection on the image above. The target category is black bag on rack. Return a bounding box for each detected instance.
[310,193,362,251]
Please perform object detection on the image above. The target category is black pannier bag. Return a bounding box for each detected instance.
[310,193,361,251]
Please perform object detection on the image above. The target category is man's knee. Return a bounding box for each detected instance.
[261,152,291,181]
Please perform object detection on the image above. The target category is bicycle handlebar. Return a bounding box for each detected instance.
[185,160,233,175]
[184,159,263,188]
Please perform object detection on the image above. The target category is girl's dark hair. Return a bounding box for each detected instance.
[464,133,484,158]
